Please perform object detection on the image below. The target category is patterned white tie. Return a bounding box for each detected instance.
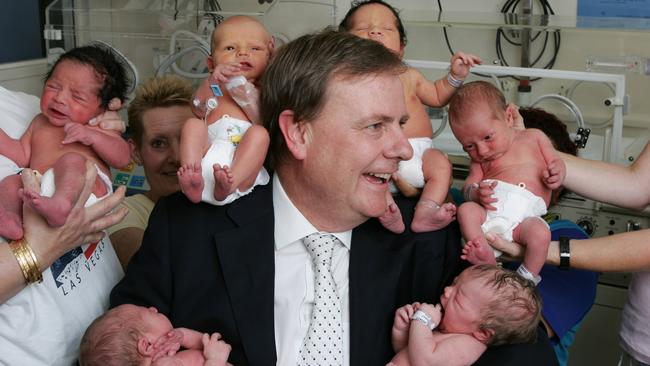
[298,233,343,366]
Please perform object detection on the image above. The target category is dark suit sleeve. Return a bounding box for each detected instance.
[110,196,174,314]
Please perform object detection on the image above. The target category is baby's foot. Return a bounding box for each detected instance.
[461,238,498,265]
[379,202,405,234]
[178,163,204,203]
[22,189,72,227]
[0,209,23,240]
[213,164,234,202]
[411,201,457,233]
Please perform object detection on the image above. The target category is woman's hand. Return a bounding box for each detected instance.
[88,98,126,132]
[485,232,525,260]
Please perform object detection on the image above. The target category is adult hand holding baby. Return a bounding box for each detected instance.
[88,97,126,132]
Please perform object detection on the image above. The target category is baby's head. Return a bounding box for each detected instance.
[209,15,273,84]
[339,0,407,57]
[448,81,517,163]
[42,44,130,126]
[440,264,541,346]
[79,304,174,366]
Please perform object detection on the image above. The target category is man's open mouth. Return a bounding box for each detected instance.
[365,172,391,184]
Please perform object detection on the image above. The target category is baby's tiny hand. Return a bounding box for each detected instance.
[544,158,566,190]
[203,333,231,364]
[62,122,93,145]
[151,330,183,362]
[449,52,482,80]
[393,302,420,331]
[211,62,242,84]
[474,181,498,210]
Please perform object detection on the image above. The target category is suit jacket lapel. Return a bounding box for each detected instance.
[348,219,405,365]
[215,185,277,365]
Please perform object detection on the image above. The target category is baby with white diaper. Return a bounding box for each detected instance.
[0,44,130,240]
[177,15,272,205]
[448,81,565,285]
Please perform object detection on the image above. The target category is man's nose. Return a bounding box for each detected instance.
[387,126,413,161]
[369,27,382,36]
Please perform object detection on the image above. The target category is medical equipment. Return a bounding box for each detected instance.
[531,93,590,148]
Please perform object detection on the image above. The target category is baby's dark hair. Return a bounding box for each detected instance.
[468,264,542,346]
[45,44,131,109]
[339,0,408,47]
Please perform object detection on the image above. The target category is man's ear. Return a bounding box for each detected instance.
[278,110,310,161]
[268,37,276,55]
[129,139,142,165]
[473,327,495,344]
[137,337,154,357]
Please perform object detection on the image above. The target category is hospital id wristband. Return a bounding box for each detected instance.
[447,73,463,88]
[559,236,571,270]
[411,310,437,330]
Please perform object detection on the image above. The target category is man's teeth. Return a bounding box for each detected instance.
[368,173,391,182]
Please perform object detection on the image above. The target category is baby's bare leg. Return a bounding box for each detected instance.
[378,190,405,234]
[179,118,210,203]
[213,125,269,201]
[513,218,551,276]
[457,202,496,264]
[411,149,455,232]
[23,152,85,227]
[0,174,24,240]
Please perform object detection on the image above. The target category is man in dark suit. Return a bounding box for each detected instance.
[111,30,557,365]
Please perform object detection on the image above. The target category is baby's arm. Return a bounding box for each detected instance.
[534,130,565,189]
[62,123,130,168]
[408,304,485,366]
[0,117,36,167]
[415,52,482,108]
[392,302,420,352]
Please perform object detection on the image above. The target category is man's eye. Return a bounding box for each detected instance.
[367,123,383,131]
[484,135,492,141]
[464,144,474,151]
[225,46,235,51]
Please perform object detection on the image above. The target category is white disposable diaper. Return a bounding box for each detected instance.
[389,137,433,193]
[480,179,547,256]
[201,115,269,205]
[40,164,113,206]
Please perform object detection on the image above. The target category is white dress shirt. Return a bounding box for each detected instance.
[273,174,351,366]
